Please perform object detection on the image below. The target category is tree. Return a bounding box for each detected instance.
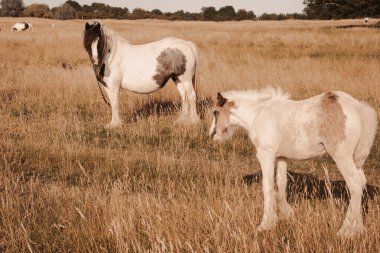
[23,3,51,18]
[110,7,128,19]
[53,3,78,20]
[303,0,380,19]
[236,9,248,20]
[247,11,257,20]
[91,2,108,13]
[82,3,120,19]
[151,8,163,18]
[236,9,256,20]
[259,13,278,20]
[168,10,186,20]
[65,0,83,18]
[151,9,162,15]
[129,8,149,19]
[217,5,236,21]
[201,6,217,21]
[1,0,24,17]
[65,0,82,12]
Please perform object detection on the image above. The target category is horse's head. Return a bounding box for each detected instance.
[83,22,106,66]
[209,92,238,141]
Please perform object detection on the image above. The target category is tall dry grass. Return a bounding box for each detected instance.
[0,17,379,252]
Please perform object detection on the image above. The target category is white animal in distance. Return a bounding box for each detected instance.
[12,22,32,31]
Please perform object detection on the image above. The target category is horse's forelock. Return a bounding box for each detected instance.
[83,29,96,52]
[83,24,103,53]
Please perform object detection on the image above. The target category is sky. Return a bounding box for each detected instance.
[23,1,305,15]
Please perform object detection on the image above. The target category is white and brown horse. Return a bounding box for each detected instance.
[12,22,32,31]
[83,21,200,128]
[209,87,377,237]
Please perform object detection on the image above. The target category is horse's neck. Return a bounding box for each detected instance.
[233,98,272,130]
[106,33,132,57]
[106,29,130,46]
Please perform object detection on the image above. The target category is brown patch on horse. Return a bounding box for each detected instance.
[22,22,29,30]
[153,48,187,87]
[319,92,347,154]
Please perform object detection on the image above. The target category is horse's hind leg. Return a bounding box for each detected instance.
[276,158,294,219]
[175,79,200,124]
[332,154,366,237]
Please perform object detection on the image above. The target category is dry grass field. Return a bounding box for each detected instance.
[0,17,380,252]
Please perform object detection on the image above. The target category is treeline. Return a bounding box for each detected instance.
[0,0,304,21]
[0,0,259,21]
[2,0,379,21]
[303,0,380,19]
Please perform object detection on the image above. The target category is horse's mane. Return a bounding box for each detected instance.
[102,26,128,43]
[222,87,290,103]
[84,23,122,60]
[83,23,108,63]
[83,24,102,55]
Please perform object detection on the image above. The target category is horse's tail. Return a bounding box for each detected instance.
[189,42,199,95]
[353,101,377,168]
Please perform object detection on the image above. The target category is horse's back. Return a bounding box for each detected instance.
[151,37,196,54]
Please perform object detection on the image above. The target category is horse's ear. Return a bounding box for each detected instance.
[94,22,101,30]
[217,92,227,107]
[85,22,90,30]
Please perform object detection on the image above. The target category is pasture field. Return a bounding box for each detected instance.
[0,17,380,252]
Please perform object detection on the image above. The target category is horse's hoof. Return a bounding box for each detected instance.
[190,116,201,124]
[337,225,365,238]
[105,121,123,129]
[279,204,294,219]
[257,219,277,232]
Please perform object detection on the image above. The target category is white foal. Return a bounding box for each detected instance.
[83,21,200,128]
[209,87,377,237]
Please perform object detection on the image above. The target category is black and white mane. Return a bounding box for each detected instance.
[83,22,108,85]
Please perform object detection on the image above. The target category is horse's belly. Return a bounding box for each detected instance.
[277,143,325,160]
[119,60,161,93]
[121,80,161,94]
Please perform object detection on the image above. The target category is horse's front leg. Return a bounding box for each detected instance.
[256,149,278,231]
[104,79,122,129]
